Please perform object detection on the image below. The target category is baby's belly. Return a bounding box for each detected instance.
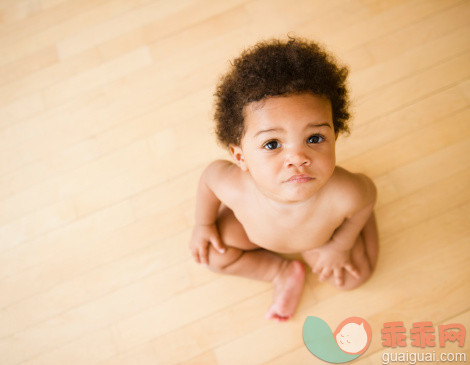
[228,206,339,254]
[243,225,329,254]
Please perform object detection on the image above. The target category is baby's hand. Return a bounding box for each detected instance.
[311,244,359,287]
[189,223,226,265]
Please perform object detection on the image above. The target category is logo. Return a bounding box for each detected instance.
[303,316,372,363]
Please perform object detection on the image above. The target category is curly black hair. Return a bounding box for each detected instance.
[214,37,351,148]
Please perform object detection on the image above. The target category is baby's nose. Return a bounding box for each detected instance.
[285,148,311,167]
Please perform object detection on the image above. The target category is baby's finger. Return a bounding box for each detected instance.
[344,263,360,279]
[211,235,226,254]
[191,249,200,264]
[199,243,209,266]
[320,268,332,281]
[312,265,322,276]
[334,268,344,287]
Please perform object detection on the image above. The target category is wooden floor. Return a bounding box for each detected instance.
[1,0,469,364]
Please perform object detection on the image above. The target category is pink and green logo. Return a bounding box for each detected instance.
[303,316,372,363]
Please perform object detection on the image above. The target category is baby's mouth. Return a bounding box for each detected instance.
[284,174,314,183]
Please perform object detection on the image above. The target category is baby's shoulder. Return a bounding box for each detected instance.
[326,166,377,215]
[203,159,245,203]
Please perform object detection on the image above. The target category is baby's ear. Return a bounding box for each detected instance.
[229,144,248,171]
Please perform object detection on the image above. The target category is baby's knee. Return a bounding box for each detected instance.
[206,245,244,272]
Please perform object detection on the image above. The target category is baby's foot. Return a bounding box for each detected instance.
[265,260,305,322]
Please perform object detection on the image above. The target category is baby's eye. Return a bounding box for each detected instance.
[307,134,324,144]
[263,140,281,150]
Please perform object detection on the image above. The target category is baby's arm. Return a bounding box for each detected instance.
[189,160,235,265]
[313,173,377,286]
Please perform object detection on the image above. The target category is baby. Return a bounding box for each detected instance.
[189,37,378,322]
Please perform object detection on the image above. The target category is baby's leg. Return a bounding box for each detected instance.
[206,206,305,321]
[362,211,379,272]
[303,212,379,291]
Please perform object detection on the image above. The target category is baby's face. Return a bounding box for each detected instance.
[231,93,336,203]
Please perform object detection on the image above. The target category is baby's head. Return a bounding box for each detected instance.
[214,37,351,149]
